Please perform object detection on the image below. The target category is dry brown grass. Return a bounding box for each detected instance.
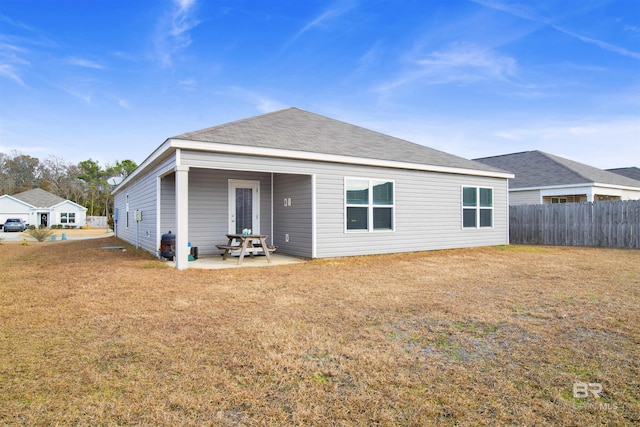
[1,238,638,426]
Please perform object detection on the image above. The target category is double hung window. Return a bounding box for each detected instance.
[345,178,394,232]
[462,186,493,228]
[60,213,76,224]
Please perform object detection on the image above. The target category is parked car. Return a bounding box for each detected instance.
[3,218,27,232]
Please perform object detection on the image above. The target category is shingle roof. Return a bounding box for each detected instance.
[173,107,507,174]
[12,188,66,208]
[606,167,640,181]
[474,151,640,189]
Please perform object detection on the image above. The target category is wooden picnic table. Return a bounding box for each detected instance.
[216,234,276,265]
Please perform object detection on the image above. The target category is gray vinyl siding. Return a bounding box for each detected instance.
[160,173,175,236]
[313,165,508,258]
[114,155,176,255]
[180,150,509,258]
[273,174,313,257]
[185,168,273,257]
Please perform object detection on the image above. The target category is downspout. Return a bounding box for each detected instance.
[271,173,274,246]
[506,181,510,244]
[311,174,317,258]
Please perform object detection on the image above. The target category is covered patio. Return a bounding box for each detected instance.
[158,165,314,269]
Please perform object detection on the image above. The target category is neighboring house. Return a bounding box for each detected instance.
[0,188,87,228]
[112,107,513,269]
[474,151,640,205]
[606,167,640,181]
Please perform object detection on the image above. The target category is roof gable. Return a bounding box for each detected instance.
[51,199,87,211]
[11,188,67,208]
[0,194,36,210]
[173,107,506,174]
[474,151,640,189]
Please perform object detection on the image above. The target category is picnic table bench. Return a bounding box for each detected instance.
[216,234,277,265]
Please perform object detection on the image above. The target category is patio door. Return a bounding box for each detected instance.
[228,180,260,235]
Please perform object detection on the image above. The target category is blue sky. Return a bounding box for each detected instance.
[1,0,638,169]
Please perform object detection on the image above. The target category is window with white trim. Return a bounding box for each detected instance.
[345,178,394,232]
[60,213,76,224]
[462,186,493,228]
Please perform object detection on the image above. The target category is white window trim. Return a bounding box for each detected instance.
[60,212,77,224]
[461,186,494,229]
[344,177,395,233]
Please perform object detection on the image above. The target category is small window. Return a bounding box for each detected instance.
[551,197,567,203]
[346,178,394,232]
[462,187,493,228]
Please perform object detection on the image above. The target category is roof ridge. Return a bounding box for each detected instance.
[474,150,535,161]
[535,151,593,183]
[539,150,640,186]
[174,107,297,139]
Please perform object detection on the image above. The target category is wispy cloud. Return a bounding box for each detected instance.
[283,1,357,50]
[486,116,640,167]
[66,56,104,69]
[357,42,381,70]
[178,78,197,91]
[114,97,131,110]
[62,87,93,104]
[553,26,640,60]
[0,39,30,86]
[0,63,25,85]
[229,86,287,113]
[0,13,61,86]
[376,43,518,93]
[471,0,640,60]
[154,0,200,67]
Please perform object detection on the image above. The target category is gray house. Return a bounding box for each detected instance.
[475,151,640,205]
[112,108,513,269]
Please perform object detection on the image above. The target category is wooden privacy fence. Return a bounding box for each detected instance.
[86,216,108,228]
[509,200,640,248]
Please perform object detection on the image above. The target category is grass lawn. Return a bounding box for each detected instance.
[1,237,638,426]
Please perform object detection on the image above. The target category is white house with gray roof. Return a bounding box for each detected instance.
[475,151,640,205]
[0,188,87,228]
[112,108,513,269]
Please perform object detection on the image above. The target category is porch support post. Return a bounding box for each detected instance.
[175,165,190,270]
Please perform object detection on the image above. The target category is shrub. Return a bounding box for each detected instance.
[27,227,55,242]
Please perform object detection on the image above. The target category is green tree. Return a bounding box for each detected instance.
[77,159,108,216]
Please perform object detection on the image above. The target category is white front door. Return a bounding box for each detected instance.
[228,180,260,235]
